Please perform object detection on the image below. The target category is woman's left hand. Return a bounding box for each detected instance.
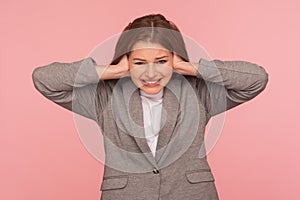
[172,53,198,77]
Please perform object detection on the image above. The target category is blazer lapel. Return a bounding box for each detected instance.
[154,84,180,163]
[114,74,199,169]
[120,75,181,167]
[128,87,159,168]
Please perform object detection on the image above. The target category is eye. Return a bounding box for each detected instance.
[157,60,168,64]
[133,62,146,65]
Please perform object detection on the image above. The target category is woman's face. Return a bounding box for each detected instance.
[128,41,173,95]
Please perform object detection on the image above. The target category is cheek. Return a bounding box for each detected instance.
[159,65,173,76]
[130,66,144,77]
[129,70,139,80]
[129,67,144,85]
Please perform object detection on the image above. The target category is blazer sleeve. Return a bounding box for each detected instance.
[195,58,269,117]
[32,57,110,122]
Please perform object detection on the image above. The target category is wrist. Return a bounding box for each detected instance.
[95,65,112,80]
[189,62,199,77]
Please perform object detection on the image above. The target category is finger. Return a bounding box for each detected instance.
[173,53,183,62]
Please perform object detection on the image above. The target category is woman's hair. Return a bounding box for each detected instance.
[110,13,189,65]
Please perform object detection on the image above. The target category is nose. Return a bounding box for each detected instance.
[145,63,156,78]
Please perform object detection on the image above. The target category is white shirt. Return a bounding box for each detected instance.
[140,89,163,157]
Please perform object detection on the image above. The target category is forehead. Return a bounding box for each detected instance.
[130,41,171,58]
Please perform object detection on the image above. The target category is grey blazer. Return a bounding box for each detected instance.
[32,57,268,200]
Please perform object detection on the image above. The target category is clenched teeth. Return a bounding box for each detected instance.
[142,79,162,84]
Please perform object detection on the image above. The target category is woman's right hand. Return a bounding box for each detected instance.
[96,55,129,80]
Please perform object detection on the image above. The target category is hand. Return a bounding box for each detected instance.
[96,55,129,80]
[172,53,198,77]
[113,55,130,78]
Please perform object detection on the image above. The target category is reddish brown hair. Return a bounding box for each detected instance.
[110,14,189,65]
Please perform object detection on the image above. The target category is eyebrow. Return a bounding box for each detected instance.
[132,56,169,61]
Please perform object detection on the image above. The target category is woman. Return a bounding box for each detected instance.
[32,14,268,200]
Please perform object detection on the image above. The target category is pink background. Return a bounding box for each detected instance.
[1,0,299,199]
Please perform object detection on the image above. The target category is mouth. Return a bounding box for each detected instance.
[141,78,162,87]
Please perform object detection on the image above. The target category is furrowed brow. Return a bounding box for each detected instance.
[132,58,147,61]
[155,56,168,59]
[132,56,168,61]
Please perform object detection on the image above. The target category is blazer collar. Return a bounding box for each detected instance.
[127,75,181,166]
[111,73,202,169]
